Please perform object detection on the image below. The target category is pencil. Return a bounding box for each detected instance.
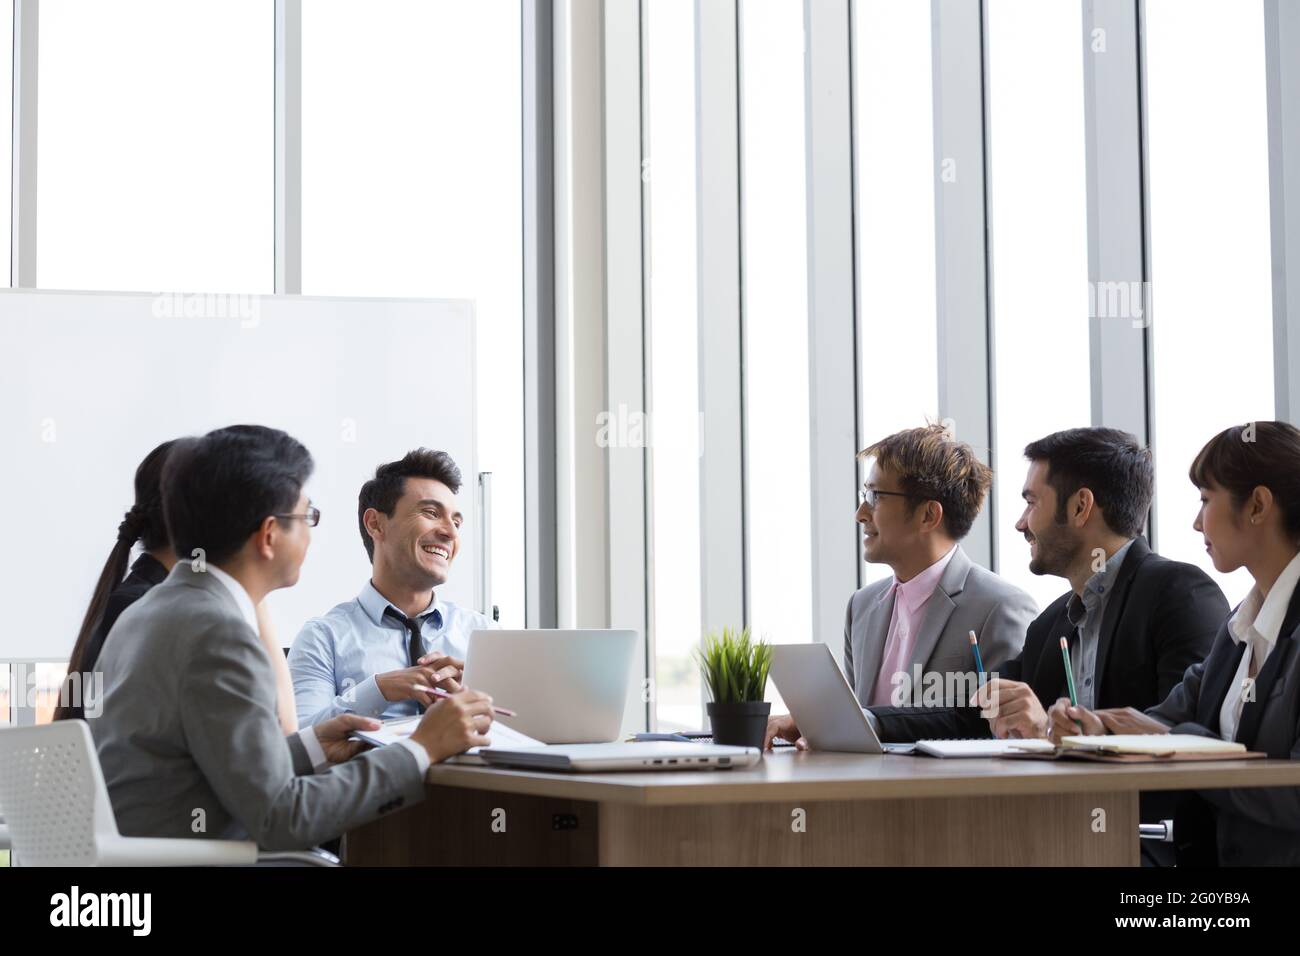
[968,629,986,682]
[1059,636,1083,730]
[412,685,517,718]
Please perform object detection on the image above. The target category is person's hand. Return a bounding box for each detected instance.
[975,678,1049,739]
[376,663,463,708]
[415,653,464,692]
[312,713,383,764]
[1047,697,1105,742]
[409,689,496,763]
[764,713,808,751]
[1096,706,1171,736]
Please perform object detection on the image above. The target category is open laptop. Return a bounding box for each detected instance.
[769,643,916,754]
[478,741,761,773]
[463,629,637,743]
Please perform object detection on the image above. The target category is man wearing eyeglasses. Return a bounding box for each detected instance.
[90,426,495,850]
[288,448,496,728]
[766,424,1038,748]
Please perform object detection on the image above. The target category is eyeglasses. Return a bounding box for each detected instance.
[858,488,914,509]
[275,505,321,527]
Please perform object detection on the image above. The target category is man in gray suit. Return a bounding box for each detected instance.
[91,425,496,850]
[766,424,1037,747]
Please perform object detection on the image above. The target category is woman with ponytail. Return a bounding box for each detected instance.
[55,439,298,734]
[55,440,178,722]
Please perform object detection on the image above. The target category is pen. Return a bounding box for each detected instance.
[412,684,517,718]
[1059,636,1083,730]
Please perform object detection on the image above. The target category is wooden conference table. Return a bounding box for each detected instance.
[346,750,1300,866]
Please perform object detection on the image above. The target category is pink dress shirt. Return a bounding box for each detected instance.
[869,546,958,706]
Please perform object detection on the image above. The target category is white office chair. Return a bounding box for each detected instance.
[0,720,337,866]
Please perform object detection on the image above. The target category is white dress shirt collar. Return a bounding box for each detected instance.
[1219,548,1300,741]
[206,563,259,632]
[1228,547,1300,651]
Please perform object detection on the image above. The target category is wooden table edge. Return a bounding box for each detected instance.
[423,757,1300,807]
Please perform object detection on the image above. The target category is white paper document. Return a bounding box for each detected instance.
[352,715,546,754]
[913,738,1057,758]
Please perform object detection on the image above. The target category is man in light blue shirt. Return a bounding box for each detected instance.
[289,449,495,727]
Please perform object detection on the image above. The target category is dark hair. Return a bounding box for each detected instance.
[357,449,463,562]
[1023,427,1153,538]
[56,439,179,722]
[859,424,992,540]
[1189,421,1300,541]
[163,425,314,567]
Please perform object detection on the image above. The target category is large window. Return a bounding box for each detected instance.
[0,661,6,866]
[987,0,1091,610]
[301,0,525,624]
[37,0,272,292]
[740,0,813,695]
[645,0,703,732]
[853,0,940,588]
[0,1,12,277]
[30,662,67,725]
[1146,0,1273,607]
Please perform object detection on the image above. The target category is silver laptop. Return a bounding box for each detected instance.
[463,629,637,743]
[769,643,915,754]
[478,741,761,773]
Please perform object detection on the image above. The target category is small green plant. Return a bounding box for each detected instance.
[694,626,772,704]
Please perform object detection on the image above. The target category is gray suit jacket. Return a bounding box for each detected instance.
[1148,581,1300,866]
[843,546,1037,707]
[90,563,427,850]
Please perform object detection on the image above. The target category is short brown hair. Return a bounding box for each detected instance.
[859,424,992,539]
[1189,421,1300,540]
[357,448,463,562]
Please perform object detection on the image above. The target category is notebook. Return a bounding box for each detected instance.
[913,738,1057,758]
[1003,733,1263,763]
[1059,733,1248,757]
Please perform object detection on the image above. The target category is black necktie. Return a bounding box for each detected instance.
[383,607,427,713]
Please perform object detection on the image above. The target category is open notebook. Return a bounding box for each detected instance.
[1059,734,1248,757]
[913,734,1254,760]
[352,715,546,763]
[1002,733,1262,763]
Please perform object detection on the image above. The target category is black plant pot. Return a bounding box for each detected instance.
[706,700,771,750]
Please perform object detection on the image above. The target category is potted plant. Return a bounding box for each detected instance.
[695,626,772,749]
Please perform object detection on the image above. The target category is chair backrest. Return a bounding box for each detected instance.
[0,720,119,865]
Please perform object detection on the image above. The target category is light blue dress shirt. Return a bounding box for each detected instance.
[288,580,495,728]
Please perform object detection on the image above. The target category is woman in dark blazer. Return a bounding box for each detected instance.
[54,437,299,732]
[54,440,178,721]
[1059,421,1300,865]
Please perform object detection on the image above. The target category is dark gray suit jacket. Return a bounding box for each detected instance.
[844,545,1037,707]
[1148,578,1300,866]
[91,563,427,850]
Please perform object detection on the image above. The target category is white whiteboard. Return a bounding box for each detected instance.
[0,289,478,660]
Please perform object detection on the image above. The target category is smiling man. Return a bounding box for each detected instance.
[289,449,494,726]
[868,428,1227,746]
[765,424,1037,747]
